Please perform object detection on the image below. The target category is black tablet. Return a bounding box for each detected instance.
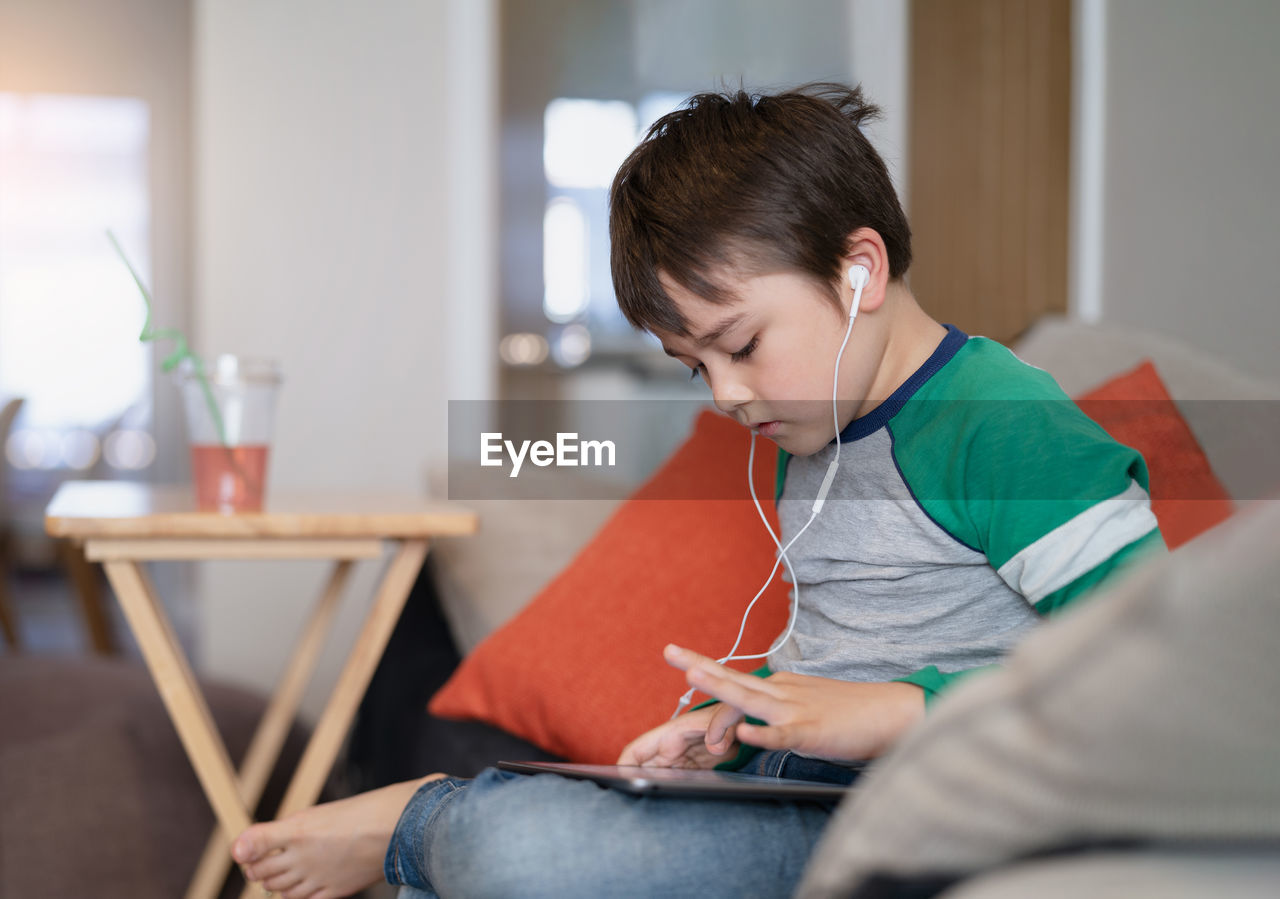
[497,761,853,801]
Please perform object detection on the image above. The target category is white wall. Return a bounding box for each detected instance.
[1077,0,1280,381]
[849,0,910,207]
[192,0,496,718]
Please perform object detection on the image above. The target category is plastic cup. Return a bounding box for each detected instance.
[178,356,282,513]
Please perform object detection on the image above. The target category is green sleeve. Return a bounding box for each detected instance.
[890,339,1164,607]
[896,529,1167,706]
[894,665,999,707]
[774,449,791,502]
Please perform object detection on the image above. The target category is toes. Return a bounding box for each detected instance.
[231,832,257,863]
[242,848,292,883]
[233,825,277,863]
[262,870,304,893]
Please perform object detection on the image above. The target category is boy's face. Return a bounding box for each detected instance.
[654,269,868,457]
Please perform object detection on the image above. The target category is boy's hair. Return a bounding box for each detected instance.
[609,82,911,336]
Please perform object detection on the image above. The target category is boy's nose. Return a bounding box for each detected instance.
[711,373,753,414]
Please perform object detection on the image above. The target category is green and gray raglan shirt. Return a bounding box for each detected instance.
[768,325,1166,703]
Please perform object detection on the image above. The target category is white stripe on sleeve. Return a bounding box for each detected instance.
[997,480,1159,605]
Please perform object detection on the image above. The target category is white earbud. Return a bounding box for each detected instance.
[845,265,870,325]
[847,264,870,291]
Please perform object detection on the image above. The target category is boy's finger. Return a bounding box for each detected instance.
[686,665,776,719]
[617,744,642,765]
[668,644,785,697]
[663,643,707,670]
[618,729,664,765]
[687,657,785,701]
[706,703,744,753]
[664,643,738,675]
[735,721,791,751]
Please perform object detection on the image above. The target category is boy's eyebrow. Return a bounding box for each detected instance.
[693,314,745,347]
[659,313,747,357]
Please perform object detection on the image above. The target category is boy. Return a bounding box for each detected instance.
[232,83,1162,898]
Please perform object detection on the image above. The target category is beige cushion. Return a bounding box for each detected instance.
[428,464,623,654]
[797,499,1280,897]
[944,849,1280,899]
[1013,317,1280,400]
[1014,316,1280,501]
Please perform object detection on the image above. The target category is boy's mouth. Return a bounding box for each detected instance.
[751,420,782,437]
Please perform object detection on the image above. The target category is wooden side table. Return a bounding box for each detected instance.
[45,481,476,899]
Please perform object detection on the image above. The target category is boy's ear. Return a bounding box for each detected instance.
[842,227,890,313]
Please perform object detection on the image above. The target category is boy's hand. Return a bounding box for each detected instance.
[617,702,745,768]
[665,644,925,763]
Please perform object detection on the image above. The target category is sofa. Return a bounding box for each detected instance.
[795,487,1280,898]
[11,316,1268,898]
[350,314,1279,895]
[0,654,319,899]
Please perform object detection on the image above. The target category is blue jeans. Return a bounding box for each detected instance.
[386,751,863,899]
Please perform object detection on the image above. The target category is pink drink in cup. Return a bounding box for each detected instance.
[178,356,281,513]
[190,444,270,511]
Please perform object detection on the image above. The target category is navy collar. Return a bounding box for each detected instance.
[835,324,968,443]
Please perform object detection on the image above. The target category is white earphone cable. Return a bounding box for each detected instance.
[669,268,865,719]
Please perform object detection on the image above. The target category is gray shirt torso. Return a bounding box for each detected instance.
[768,429,1040,682]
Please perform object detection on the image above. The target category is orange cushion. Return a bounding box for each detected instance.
[428,410,789,763]
[1075,359,1234,549]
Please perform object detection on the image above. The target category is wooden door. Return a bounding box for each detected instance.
[908,0,1072,342]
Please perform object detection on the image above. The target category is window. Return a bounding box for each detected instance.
[0,92,154,475]
[540,94,683,336]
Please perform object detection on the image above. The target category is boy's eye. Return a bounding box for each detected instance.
[731,336,758,362]
[684,337,755,380]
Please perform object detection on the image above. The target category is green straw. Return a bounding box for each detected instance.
[106,230,230,448]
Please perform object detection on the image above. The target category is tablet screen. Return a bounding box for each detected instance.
[497,761,853,801]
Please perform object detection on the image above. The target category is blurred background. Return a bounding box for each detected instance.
[1,0,1277,718]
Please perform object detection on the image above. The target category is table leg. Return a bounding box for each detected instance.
[186,559,356,899]
[60,539,117,654]
[279,539,428,817]
[0,532,19,650]
[234,540,428,899]
[102,560,252,842]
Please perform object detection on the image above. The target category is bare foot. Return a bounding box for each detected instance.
[232,774,444,899]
